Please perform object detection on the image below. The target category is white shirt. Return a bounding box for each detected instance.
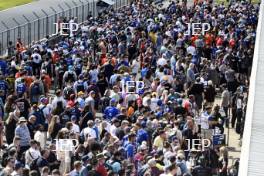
[25,147,41,166]
[110,125,117,137]
[132,60,140,74]
[52,96,67,110]
[89,69,99,82]
[187,45,196,55]
[200,111,210,130]
[157,57,167,67]
[34,131,45,149]
[150,97,158,111]
[237,98,242,109]
[72,123,80,134]
[31,53,42,64]
[82,127,96,139]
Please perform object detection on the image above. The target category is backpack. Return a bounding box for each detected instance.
[64,87,74,100]
[29,157,39,171]
[31,82,41,96]
[76,81,85,93]
[66,71,75,83]
[0,80,7,96]
[58,67,65,80]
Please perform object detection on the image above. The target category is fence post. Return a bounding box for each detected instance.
[93,0,95,17]
[72,0,79,21]
[13,18,21,43]
[50,7,57,35]
[22,15,31,47]
[65,2,72,17]
[33,12,41,41]
[1,21,10,54]
[58,4,65,17]
[41,9,49,37]
[79,0,85,22]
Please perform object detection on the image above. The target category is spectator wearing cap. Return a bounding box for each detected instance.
[103,98,120,121]
[38,96,52,127]
[15,117,31,154]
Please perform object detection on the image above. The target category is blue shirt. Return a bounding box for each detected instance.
[125,142,136,159]
[0,60,7,75]
[104,106,120,121]
[137,129,149,145]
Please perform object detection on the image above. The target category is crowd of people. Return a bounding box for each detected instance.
[0,0,258,175]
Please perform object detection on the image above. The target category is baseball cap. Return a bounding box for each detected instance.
[14,161,23,170]
[78,91,85,96]
[71,115,77,121]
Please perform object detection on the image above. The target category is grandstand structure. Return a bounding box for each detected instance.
[239,1,264,176]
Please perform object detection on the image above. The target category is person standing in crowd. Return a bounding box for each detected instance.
[204,80,217,107]
[15,117,31,154]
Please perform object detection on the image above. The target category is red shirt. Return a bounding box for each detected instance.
[96,163,107,176]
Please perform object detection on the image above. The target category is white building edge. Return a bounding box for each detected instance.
[239,1,264,176]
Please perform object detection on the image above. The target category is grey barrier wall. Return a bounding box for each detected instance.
[0,0,129,55]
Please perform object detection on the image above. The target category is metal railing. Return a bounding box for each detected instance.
[0,0,129,55]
